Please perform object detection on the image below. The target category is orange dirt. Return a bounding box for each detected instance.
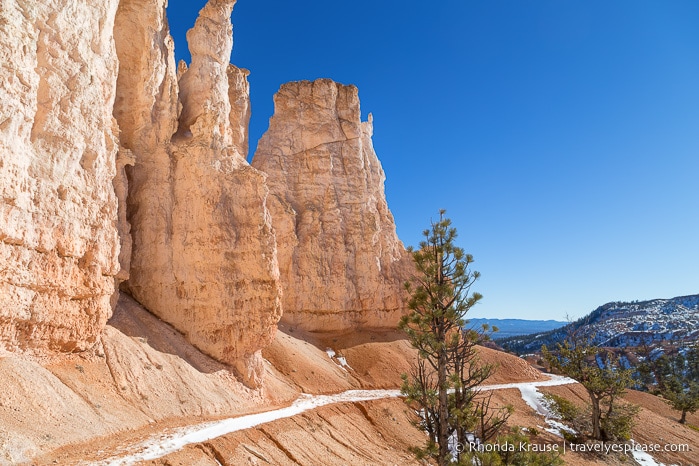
[8,299,699,466]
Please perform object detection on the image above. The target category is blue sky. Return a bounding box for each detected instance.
[165,0,699,321]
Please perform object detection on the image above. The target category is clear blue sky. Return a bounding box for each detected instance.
[165,0,699,321]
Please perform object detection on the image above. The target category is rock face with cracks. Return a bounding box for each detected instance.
[0,0,121,353]
[253,79,413,332]
[114,0,281,387]
[0,0,408,386]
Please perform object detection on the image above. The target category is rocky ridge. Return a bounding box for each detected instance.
[500,294,699,354]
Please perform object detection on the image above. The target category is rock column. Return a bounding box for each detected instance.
[252,79,412,333]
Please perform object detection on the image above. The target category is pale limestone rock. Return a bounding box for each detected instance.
[0,0,120,352]
[252,79,413,332]
[115,0,281,386]
[228,65,252,159]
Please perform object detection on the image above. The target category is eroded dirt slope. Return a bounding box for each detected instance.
[0,294,296,465]
[9,289,555,465]
[139,398,424,466]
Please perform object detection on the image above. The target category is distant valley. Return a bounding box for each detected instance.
[466,318,566,339]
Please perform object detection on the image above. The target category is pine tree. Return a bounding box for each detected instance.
[543,339,637,441]
[400,210,509,465]
[658,346,699,424]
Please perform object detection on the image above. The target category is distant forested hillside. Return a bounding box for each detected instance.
[498,294,699,355]
[465,318,566,339]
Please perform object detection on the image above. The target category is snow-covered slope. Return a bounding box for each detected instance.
[500,294,699,354]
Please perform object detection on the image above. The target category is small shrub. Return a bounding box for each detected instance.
[600,401,640,441]
[543,393,580,424]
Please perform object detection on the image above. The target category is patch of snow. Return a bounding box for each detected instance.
[477,373,576,392]
[518,384,549,416]
[336,356,352,369]
[325,347,352,370]
[95,389,402,465]
[543,419,576,438]
[94,375,576,465]
[501,375,578,439]
[632,448,665,466]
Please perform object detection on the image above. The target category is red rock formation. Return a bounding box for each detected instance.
[252,79,413,332]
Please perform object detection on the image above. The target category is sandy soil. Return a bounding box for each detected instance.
[138,397,425,466]
[5,294,698,466]
[1,294,295,465]
[23,310,547,465]
[540,384,699,465]
[265,323,546,394]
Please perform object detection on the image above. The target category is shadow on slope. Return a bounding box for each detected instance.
[108,292,226,374]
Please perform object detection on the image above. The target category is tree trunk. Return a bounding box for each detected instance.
[590,392,602,440]
[454,377,464,463]
[438,345,449,465]
[680,410,687,424]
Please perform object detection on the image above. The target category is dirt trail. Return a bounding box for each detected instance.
[93,376,577,465]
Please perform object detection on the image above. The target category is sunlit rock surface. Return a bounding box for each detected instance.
[0,0,121,353]
[253,79,412,332]
[114,0,281,386]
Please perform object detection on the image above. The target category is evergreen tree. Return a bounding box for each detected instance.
[656,346,699,424]
[400,210,509,465]
[543,339,637,441]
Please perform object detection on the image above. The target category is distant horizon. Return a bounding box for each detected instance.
[468,317,566,322]
[165,0,699,321]
[467,291,699,321]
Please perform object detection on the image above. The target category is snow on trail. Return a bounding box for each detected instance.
[478,374,576,393]
[93,390,402,465]
[94,376,577,465]
[506,374,579,437]
[508,376,669,466]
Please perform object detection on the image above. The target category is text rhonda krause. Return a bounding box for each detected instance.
[463,442,559,453]
[464,440,690,455]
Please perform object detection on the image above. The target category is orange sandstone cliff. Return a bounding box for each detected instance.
[0,0,418,462]
[1,0,409,385]
[0,0,121,353]
[113,0,281,387]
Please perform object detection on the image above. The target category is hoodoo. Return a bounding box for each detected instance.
[114,0,281,387]
[253,79,413,333]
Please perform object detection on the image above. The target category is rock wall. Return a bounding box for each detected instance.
[0,0,121,353]
[114,0,281,386]
[0,0,408,383]
[252,79,413,332]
